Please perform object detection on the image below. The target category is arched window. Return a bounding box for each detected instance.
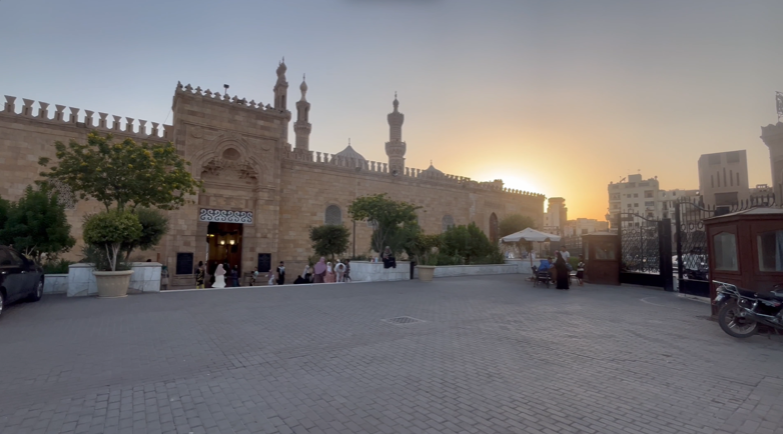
[489,213,499,243]
[442,215,455,232]
[325,205,342,225]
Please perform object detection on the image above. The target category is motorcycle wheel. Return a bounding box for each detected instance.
[718,302,758,338]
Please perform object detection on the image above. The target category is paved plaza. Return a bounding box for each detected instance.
[0,276,782,434]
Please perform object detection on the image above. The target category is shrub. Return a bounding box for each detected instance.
[82,211,142,271]
[309,225,351,261]
[42,258,75,274]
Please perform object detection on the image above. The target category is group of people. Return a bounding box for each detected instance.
[195,261,287,289]
[534,246,585,290]
[296,257,351,284]
[194,258,354,289]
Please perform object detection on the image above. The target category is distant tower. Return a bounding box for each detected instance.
[294,75,311,153]
[385,93,406,174]
[273,59,290,143]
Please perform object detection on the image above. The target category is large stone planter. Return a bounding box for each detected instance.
[417,265,435,282]
[93,270,134,298]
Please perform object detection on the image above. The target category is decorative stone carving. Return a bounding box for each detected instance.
[199,209,253,224]
[201,156,259,182]
[48,179,75,209]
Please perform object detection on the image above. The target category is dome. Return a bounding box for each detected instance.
[336,144,366,161]
[423,163,444,176]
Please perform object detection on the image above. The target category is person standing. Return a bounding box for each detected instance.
[560,246,571,270]
[324,261,336,283]
[553,252,570,290]
[343,259,352,282]
[230,265,240,287]
[249,267,259,286]
[313,257,327,283]
[276,261,286,285]
[213,264,227,289]
[334,260,346,282]
[576,255,585,286]
[195,261,206,289]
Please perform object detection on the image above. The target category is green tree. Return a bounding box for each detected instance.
[441,222,496,265]
[38,132,202,212]
[0,185,76,262]
[122,208,169,260]
[405,232,442,266]
[499,214,536,236]
[309,225,351,260]
[348,193,420,254]
[82,210,142,271]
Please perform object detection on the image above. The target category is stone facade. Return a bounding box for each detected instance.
[0,62,545,288]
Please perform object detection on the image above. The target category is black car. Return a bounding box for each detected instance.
[0,246,44,319]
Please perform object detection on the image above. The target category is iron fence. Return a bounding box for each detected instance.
[674,194,776,297]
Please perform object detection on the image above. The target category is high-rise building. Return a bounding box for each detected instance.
[607,174,698,228]
[697,150,750,211]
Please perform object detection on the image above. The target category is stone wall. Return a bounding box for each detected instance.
[1,84,545,289]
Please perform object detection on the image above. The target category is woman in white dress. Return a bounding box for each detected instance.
[213,263,227,289]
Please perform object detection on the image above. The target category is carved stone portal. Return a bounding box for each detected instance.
[201,154,259,186]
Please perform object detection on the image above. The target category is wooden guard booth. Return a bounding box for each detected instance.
[705,208,783,314]
[582,231,620,285]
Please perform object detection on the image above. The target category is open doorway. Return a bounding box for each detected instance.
[206,222,243,286]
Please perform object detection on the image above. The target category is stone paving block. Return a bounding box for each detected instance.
[1,277,782,434]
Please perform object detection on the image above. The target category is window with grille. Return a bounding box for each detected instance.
[325,205,342,225]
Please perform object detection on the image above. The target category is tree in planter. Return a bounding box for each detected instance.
[0,185,76,263]
[82,211,142,271]
[348,193,420,255]
[38,132,201,212]
[121,208,168,261]
[499,214,537,258]
[406,232,442,266]
[309,225,350,260]
[38,132,199,267]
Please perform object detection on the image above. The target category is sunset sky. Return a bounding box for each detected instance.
[2,0,782,220]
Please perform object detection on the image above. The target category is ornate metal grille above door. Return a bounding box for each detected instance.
[199,209,254,224]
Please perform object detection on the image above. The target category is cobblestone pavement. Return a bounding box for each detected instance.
[1,275,782,434]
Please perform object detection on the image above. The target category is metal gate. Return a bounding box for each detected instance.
[673,194,776,297]
[617,213,673,291]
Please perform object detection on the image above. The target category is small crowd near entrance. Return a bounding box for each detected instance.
[530,246,585,290]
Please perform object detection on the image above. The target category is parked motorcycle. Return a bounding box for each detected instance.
[713,281,783,338]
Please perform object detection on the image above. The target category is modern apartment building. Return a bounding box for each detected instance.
[607,174,699,228]
[697,150,750,210]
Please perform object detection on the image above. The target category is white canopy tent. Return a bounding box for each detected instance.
[500,228,561,243]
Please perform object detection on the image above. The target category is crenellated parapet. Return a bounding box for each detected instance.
[2,95,172,140]
[174,81,288,117]
[284,147,544,198]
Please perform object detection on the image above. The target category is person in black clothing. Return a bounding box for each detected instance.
[553,252,570,290]
[382,246,396,269]
[276,261,286,285]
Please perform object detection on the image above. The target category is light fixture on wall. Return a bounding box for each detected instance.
[220,240,225,245]
[229,240,235,245]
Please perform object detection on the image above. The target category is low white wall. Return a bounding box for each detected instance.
[505,259,534,275]
[350,261,411,282]
[67,263,162,297]
[43,274,68,294]
[424,263,519,278]
[128,262,162,294]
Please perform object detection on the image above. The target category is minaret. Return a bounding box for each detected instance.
[385,92,406,175]
[294,75,311,153]
[273,59,290,143]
